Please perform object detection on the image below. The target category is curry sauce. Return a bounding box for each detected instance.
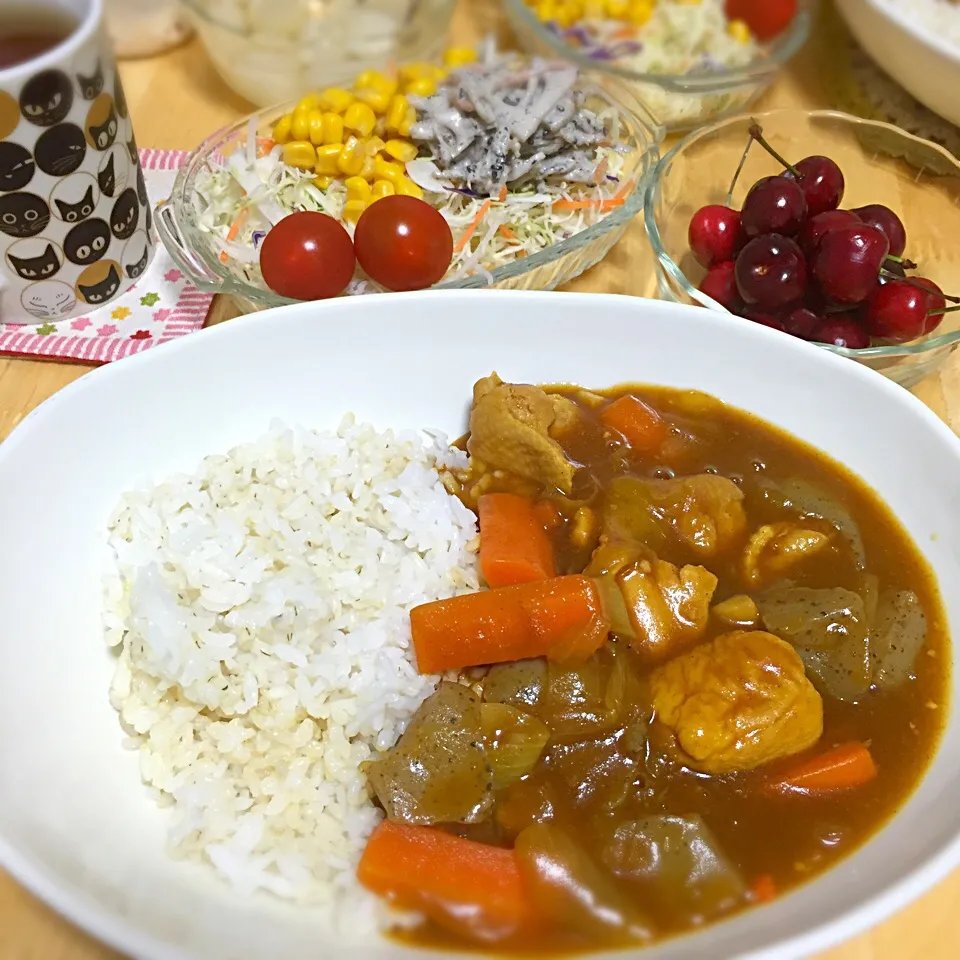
[373,380,949,955]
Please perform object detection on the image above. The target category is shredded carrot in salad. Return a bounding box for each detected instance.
[454,199,492,254]
[219,208,250,263]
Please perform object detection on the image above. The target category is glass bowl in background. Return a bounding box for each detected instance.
[644,109,960,389]
[501,0,814,131]
[155,74,664,314]
[181,0,458,106]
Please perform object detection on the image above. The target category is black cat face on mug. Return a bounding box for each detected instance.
[89,105,119,151]
[55,185,95,223]
[8,243,60,280]
[78,263,120,304]
[110,188,138,240]
[64,218,110,265]
[0,142,35,191]
[125,246,148,279]
[35,124,86,177]
[77,60,104,100]
[0,192,50,237]
[126,136,137,165]
[98,153,116,197]
[19,70,74,127]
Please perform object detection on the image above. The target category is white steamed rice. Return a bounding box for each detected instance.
[102,415,480,932]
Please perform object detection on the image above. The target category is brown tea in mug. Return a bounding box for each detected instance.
[0,5,77,70]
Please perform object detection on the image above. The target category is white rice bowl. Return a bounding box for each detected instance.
[1,291,959,960]
[102,415,479,934]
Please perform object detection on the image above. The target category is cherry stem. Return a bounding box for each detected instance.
[725,135,754,207]
[885,254,917,270]
[880,270,960,303]
[928,305,960,317]
[748,121,801,177]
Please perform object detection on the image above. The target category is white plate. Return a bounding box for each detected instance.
[0,290,958,960]
[835,0,960,128]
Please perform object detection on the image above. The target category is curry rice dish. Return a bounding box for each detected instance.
[104,373,948,953]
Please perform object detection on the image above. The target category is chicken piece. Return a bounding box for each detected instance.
[586,540,718,663]
[649,630,823,774]
[467,373,578,494]
[741,521,831,587]
[607,475,747,558]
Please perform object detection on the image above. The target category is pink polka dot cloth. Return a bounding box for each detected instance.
[0,149,213,364]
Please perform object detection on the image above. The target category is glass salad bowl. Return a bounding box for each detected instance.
[156,68,665,314]
[502,0,814,132]
[181,0,458,106]
[643,108,960,389]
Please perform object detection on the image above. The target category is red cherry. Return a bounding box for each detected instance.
[813,224,890,305]
[866,278,947,342]
[815,315,870,349]
[916,278,947,333]
[864,281,925,342]
[852,204,907,258]
[743,309,786,331]
[799,209,860,260]
[781,306,821,340]
[688,205,744,268]
[741,176,808,237]
[698,260,740,310]
[785,156,845,217]
[735,234,808,308]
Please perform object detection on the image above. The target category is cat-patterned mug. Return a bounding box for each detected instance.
[0,0,154,324]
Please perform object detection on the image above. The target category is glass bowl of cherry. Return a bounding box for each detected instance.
[644,108,960,388]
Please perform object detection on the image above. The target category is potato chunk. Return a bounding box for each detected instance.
[649,630,823,774]
[741,521,831,587]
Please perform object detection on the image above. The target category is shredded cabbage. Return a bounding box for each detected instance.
[552,0,761,73]
[546,0,767,127]
[193,133,632,296]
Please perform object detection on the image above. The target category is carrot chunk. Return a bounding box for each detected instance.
[532,499,563,531]
[410,575,609,674]
[357,821,539,941]
[766,742,878,794]
[750,874,777,903]
[600,395,670,455]
[479,493,557,588]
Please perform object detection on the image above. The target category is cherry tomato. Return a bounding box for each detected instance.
[725,0,797,41]
[259,211,355,300]
[353,196,453,292]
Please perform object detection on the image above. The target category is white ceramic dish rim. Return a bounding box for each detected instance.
[861,0,960,67]
[0,291,958,960]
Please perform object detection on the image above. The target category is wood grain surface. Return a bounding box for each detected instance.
[1,2,958,958]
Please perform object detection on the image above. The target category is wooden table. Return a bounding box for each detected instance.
[3,2,959,958]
